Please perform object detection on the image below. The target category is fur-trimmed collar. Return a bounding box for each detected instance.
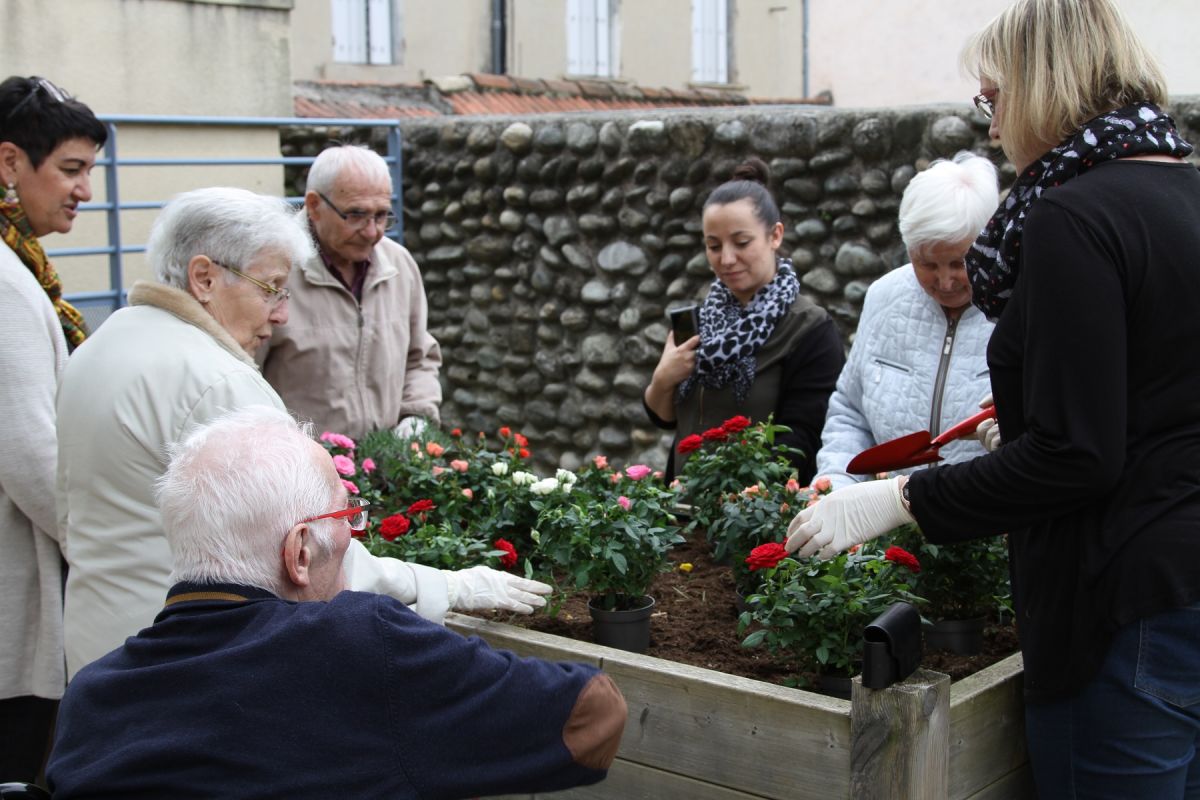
[127,281,257,368]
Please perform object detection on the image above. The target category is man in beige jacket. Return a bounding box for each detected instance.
[260,144,441,440]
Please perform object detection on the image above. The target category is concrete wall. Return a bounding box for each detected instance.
[281,99,1200,474]
[291,0,493,83]
[808,0,1200,107]
[1,0,295,299]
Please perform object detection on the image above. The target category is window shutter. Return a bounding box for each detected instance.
[691,0,727,83]
[367,0,393,65]
[332,0,368,64]
[594,0,610,77]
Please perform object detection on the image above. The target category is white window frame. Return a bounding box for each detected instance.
[567,0,612,77]
[691,0,728,84]
[332,0,395,65]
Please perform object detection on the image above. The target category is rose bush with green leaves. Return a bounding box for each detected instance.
[886,522,1011,621]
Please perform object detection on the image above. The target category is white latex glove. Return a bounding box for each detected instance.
[974,394,1002,453]
[784,477,914,560]
[443,565,552,615]
[394,416,428,438]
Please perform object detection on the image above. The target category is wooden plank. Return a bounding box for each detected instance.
[851,669,950,800]
[501,757,773,799]
[962,764,1036,800]
[949,653,1028,800]
[452,613,852,800]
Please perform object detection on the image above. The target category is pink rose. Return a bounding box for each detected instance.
[813,476,833,493]
[610,473,621,484]
[432,466,446,476]
[426,442,445,457]
[625,464,652,481]
[341,480,360,495]
[331,454,356,476]
[617,495,632,511]
[450,459,469,473]
[593,455,609,469]
[462,488,474,500]
[785,478,801,493]
[319,431,356,451]
[361,458,376,473]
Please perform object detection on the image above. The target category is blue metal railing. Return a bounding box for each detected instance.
[53,114,403,324]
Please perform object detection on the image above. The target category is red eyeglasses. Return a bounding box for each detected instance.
[301,497,371,531]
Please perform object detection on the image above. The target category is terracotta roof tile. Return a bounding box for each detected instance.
[466,72,516,91]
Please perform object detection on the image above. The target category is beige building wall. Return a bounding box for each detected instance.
[807,0,1200,108]
[731,1,805,98]
[1,0,296,297]
[291,0,494,83]
[506,0,569,81]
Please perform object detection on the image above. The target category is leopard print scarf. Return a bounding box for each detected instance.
[677,257,801,404]
[967,102,1193,320]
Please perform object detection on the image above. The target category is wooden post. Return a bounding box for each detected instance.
[850,668,951,800]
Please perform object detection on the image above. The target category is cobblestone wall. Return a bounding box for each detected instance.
[282,99,1200,473]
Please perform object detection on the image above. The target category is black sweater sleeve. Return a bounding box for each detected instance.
[775,317,846,484]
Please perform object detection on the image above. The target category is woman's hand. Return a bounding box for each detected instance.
[643,332,700,422]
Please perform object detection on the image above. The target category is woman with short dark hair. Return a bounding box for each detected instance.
[0,74,106,784]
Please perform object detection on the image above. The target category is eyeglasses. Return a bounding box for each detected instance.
[211,260,291,307]
[5,76,71,122]
[317,192,398,232]
[302,497,371,531]
[973,89,998,120]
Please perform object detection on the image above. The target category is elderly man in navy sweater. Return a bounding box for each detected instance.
[47,406,627,799]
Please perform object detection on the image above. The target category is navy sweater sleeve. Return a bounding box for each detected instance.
[775,317,846,485]
[908,196,1128,540]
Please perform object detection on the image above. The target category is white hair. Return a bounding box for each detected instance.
[147,187,315,290]
[305,144,393,195]
[155,406,338,595]
[898,152,1000,253]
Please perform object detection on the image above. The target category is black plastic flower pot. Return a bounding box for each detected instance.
[588,595,655,654]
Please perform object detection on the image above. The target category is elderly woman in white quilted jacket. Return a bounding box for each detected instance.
[814,152,1000,490]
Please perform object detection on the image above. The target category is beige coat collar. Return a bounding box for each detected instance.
[127,280,257,368]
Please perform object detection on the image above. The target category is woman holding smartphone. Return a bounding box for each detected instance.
[643,158,845,481]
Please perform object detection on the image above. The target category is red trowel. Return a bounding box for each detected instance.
[845,407,997,475]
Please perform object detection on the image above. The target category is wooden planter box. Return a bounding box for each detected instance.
[447,613,1033,800]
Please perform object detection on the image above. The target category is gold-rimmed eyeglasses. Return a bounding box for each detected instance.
[211,260,291,307]
[317,191,398,232]
[301,497,371,531]
[973,90,998,120]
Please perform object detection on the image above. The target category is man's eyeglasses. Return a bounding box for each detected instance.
[973,90,998,120]
[302,497,371,531]
[211,260,291,307]
[5,77,71,122]
[317,192,398,232]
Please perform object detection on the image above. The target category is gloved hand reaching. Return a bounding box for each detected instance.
[394,416,428,438]
[784,477,914,560]
[973,394,1002,453]
[443,565,552,614]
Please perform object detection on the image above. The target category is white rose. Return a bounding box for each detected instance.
[530,477,560,495]
[512,470,538,486]
[556,468,577,485]
[491,462,509,477]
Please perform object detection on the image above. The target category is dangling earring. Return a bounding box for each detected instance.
[2,182,17,206]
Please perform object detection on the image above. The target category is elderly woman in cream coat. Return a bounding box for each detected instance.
[814,152,1000,489]
[56,187,550,677]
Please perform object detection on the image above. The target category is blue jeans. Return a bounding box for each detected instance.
[1025,601,1200,799]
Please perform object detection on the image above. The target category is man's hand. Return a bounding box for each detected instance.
[974,394,1002,452]
[784,477,913,560]
[443,565,552,614]
[394,416,428,438]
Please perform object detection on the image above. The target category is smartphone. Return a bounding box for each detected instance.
[669,305,700,343]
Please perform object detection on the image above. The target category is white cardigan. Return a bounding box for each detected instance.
[57,282,450,677]
[0,246,69,700]
[816,266,995,490]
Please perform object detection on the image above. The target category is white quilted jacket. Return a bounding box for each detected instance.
[816,266,995,490]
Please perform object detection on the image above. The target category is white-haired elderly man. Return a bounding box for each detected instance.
[260,143,439,440]
[47,406,627,799]
[813,151,1001,491]
[57,186,549,679]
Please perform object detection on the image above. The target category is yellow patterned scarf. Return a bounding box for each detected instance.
[0,200,87,351]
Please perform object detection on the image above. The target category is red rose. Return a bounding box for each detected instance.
[701,427,729,442]
[498,426,512,438]
[722,415,752,433]
[450,428,462,437]
[379,514,410,541]
[885,546,921,574]
[677,434,704,454]
[514,433,529,447]
[494,538,518,569]
[406,499,436,515]
[745,542,789,572]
